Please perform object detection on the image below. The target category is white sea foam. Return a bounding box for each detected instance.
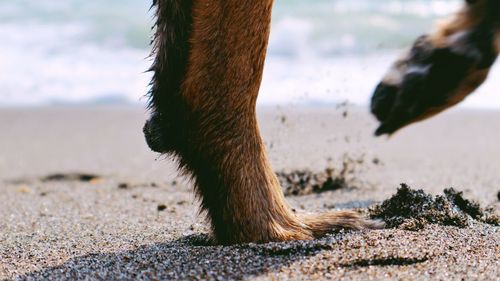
[0,23,151,105]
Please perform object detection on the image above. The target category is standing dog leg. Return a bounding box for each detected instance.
[144,0,382,245]
[372,0,500,135]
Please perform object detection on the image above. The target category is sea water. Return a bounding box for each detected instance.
[0,0,497,108]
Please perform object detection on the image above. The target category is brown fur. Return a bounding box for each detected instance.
[431,1,486,47]
[146,0,381,245]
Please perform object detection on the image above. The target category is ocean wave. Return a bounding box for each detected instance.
[1,0,498,109]
[0,22,150,105]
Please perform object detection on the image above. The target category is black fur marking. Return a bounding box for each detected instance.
[145,0,194,153]
[371,84,398,123]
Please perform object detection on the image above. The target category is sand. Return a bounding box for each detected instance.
[0,105,499,280]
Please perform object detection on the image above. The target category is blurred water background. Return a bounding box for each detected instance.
[0,0,498,108]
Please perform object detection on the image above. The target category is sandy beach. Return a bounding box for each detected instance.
[0,105,498,280]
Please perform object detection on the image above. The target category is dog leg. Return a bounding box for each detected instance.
[146,0,382,245]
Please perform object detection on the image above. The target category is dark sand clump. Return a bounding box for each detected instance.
[41,173,102,183]
[277,168,349,196]
[277,155,366,196]
[370,184,499,230]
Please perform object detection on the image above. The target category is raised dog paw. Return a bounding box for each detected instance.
[371,0,499,136]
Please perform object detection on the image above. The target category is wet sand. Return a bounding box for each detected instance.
[0,106,499,280]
